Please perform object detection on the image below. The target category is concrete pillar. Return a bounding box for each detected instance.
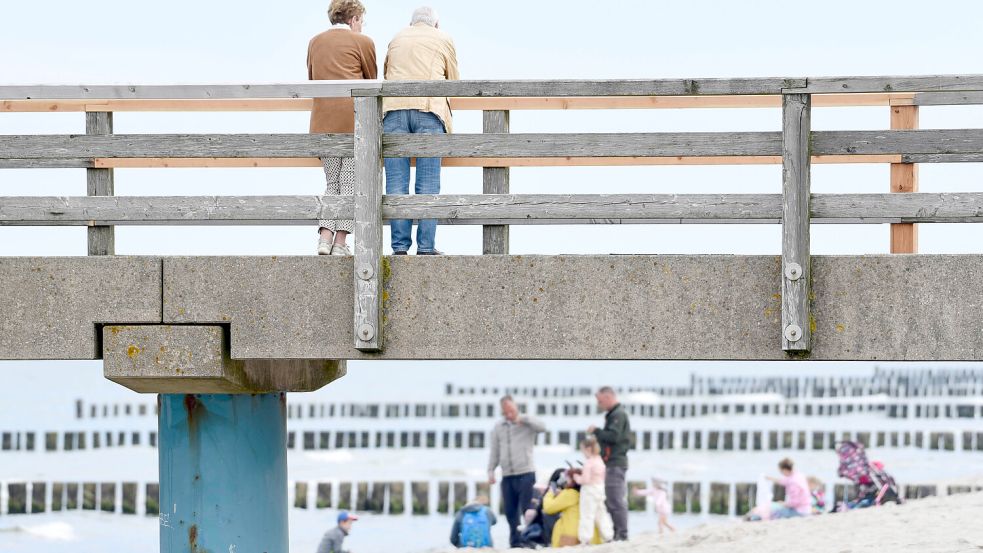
[158,393,287,553]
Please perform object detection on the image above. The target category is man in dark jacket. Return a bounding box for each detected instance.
[588,386,631,540]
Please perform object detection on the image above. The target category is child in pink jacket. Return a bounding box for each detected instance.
[573,437,614,544]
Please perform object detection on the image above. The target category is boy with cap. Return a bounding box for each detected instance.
[316,511,358,553]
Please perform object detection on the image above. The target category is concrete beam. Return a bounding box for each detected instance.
[0,257,162,360]
[162,255,983,361]
[103,325,345,393]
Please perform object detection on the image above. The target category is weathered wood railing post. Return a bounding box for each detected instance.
[353,96,384,351]
[781,93,812,352]
[482,110,510,254]
[85,111,114,255]
[890,105,919,253]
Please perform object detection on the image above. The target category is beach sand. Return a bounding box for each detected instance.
[441,492,983,553]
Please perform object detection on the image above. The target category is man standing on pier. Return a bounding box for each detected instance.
[381,6,459,255]
[589,386,632,541]
[488,395,547,548]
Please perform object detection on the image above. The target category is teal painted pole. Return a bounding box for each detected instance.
[158,393,288,553]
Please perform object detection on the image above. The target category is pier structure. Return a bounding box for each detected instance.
[4,74,983,550]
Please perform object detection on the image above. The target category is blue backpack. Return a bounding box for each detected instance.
[459,506,491,548]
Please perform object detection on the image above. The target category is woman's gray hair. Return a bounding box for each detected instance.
[410,6,439,27]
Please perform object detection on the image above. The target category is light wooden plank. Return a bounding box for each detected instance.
[7,193,983,226]
[383,132,783,158]
[813,129,983,155]
[354,78,808,97]
[482,111,510,254]
[85,112,114,255]
[353,96,384,352]
[890,105,919,254]
[791,75,983,94]
[781,93,811,353]
[0,82,380,100]
[0,134,353,159]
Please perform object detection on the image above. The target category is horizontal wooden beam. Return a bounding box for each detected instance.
[0,93,923,113]
[0,134,353,159]
[813,129,983,155]
[384,132,783,158]
[354,78,808,98]
[2,130,980,161]
[912,92,983,106]
[0,154,902,169]
[6,193,983,226]
[790,75,983,94]
[0,82,379,100]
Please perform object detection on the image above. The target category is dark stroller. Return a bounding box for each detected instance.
[835,440,902,511]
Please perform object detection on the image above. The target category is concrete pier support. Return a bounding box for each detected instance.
[158,393,287,553]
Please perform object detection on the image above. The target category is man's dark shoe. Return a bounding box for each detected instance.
[417,249,444,255]
[392,251,408,255]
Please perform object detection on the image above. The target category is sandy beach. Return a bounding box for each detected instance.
[437,492,983,553]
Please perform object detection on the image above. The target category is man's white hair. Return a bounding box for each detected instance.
[410,6,439,27]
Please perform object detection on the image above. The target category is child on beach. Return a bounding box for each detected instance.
[807,476,826,514]
[633,478,675,534]
[765,457,812,519]
[572,437,614,544]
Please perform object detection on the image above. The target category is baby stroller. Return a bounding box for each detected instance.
[835,440,902,511]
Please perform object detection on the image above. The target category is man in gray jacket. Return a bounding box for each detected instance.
[487,395,546,548]
[315,511,357,553]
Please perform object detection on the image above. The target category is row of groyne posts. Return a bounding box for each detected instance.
[4,426,981,454]
[6,75,983,552]
[0,479,972,519]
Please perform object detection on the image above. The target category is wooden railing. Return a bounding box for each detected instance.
[3,75,983,354]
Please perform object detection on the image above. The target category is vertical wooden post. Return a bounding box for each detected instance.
[482,110,510,254]
[86,112,114,255]
[890,105,919,253]
[353,96,384,351]
[781,94,812,352]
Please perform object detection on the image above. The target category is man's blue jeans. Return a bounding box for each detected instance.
[383,109,445,253]
[501,472,536,547]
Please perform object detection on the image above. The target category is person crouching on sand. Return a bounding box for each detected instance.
[766,457,812,519]
[543,468,602,547]
[633,478,675,534]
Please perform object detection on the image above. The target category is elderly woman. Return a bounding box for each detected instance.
[542,468,602,547]
[308,0,378,256]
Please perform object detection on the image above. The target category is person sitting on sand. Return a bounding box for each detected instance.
[765,457,812,518]
[450,494,497,548]
[808,476,826,514]
[542,468,602,547]
[633,478,675,534]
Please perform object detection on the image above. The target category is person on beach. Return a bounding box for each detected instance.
[588,386,632,540]
[315,511,358,553]
[488,395,547,547]
[633,478,675,534]
[543,468,602,547]
[765,457,812,518]
[309,0,378,256]
[382,6,459,255]
[808,476,827,514]
[572,437,614,544]
[450,494,497,548]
